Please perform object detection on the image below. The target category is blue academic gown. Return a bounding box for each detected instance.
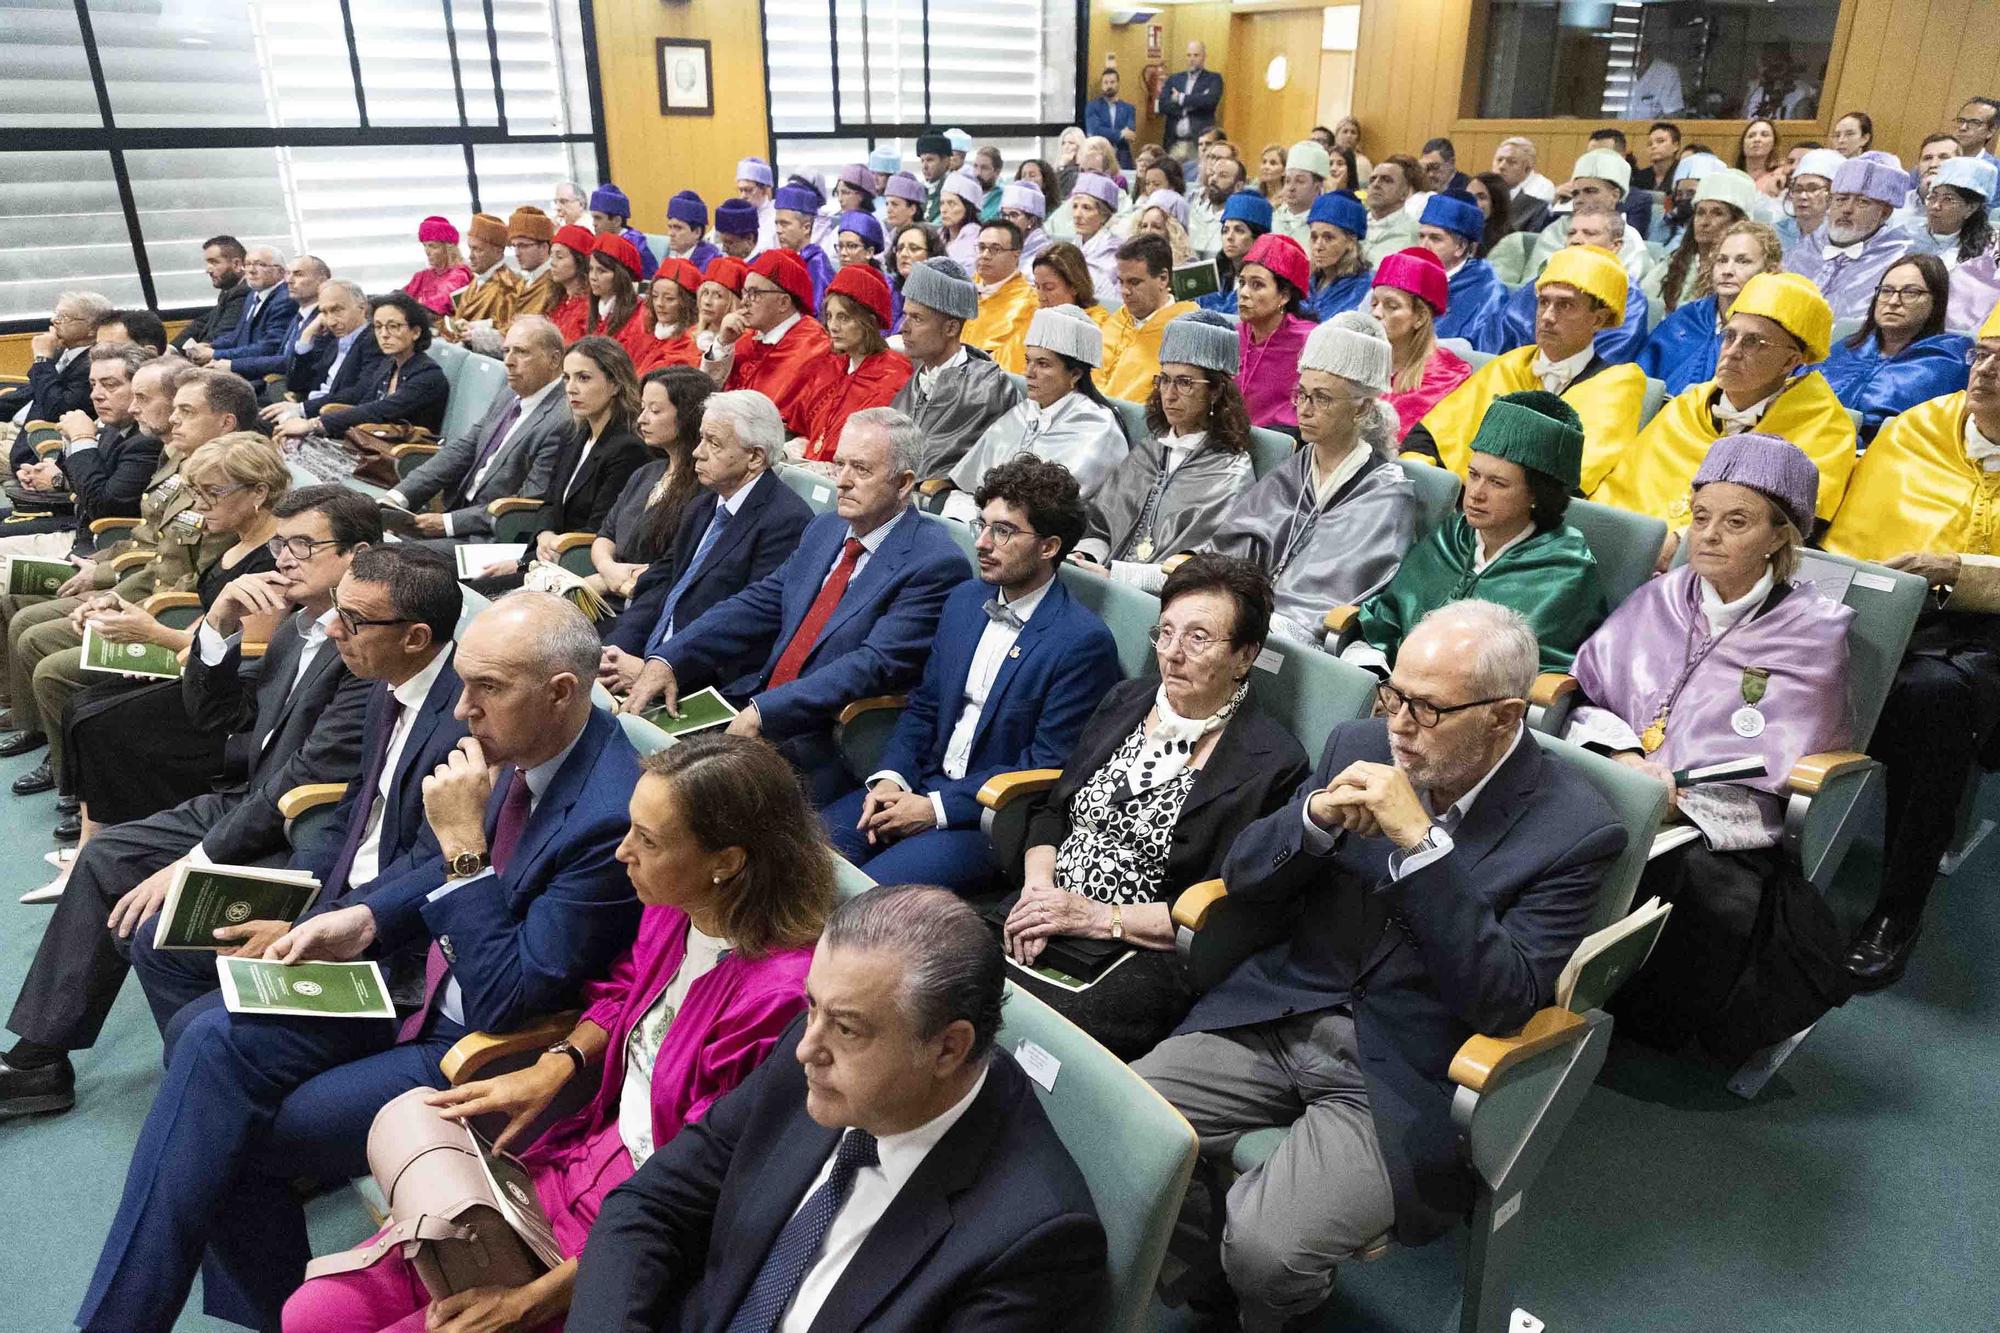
[1306,271,1371,322]
[1197,286,1240,315]
[1434,258,1510,354]
[822,578,1122,891]
[1820,331,1973,445]
[1498,276,1650,365]
[1637,294,1724,395]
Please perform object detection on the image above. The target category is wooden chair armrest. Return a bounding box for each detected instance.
[24,418,55,430]
[277,782,350,820]
[1529,673,1577,708]
[917,477,953,498]
[1448,1007,1589,1095]
[1171,878,1228,932]
[140,591,201,616]
[1787,751,1874,796]
[551,531,598,556]
[388,442,440,460]
[242,641,267,659]
[837,694,908,726]
[441,1010,584,1086]
[263,374,285,384]
[0,377,29,388]
[487,496,543,517]
[89,516,142,536]
[975,768,1063,812]
[1323,605,1359,635]
[1159,553,1191,575]
[109,549,153,573]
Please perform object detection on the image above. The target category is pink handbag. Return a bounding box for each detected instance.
[304,1086,562,1299]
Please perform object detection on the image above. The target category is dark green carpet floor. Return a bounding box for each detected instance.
[1,746,1992,1331]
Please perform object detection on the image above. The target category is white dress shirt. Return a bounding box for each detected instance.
[1966,415,2000,471]
[824,510,896,589]
[1299,724,1526,878]
[1531,343,1594,395]
[704,310,802,374]
[618,924,728,1168]
[346,645,455,888]
[192,607,339,857]
[396,377,560,535]
[777,1069,989,1333]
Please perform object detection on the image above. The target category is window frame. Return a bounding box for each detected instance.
[0,0,610,335]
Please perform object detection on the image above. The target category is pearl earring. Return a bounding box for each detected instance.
[713,873,725,885]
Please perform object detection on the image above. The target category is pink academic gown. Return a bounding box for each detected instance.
[1238,312,1316,430]
[402,264,475,316]
[1386,345,1473,441]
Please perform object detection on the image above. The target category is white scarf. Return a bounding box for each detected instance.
[1120,679,1245,796]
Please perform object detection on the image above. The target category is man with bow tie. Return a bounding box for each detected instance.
[821,457,1120,893]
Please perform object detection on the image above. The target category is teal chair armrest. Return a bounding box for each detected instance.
[1528,673,1579,736]
[835,694,908,781]
[1785,750,1879,889]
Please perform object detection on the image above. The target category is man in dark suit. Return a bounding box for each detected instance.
[262,277,381,423]
[822,456,1120,892]
[1085,66,1139,170]
[1158,40,1224,159]
[210,252,328,384]
[623,406,971,802]
[1136,601,1626,1332]
[169,234,250,351]
[186,245,297,372]
[74,592,644,1332]
[598,387,813,666]
[571,884,1107,1332]
[1,290,110,466]
[128,544,468,1036]
[386,315,573,540]
[0,484,381,1120]
[0,343,161,553]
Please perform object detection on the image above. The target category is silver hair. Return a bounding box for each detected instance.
[556,181,584,201]
[842,406,922,476]
[1498,135,1538,161]
[249,244,286,266]
[1354,398,1398,459]
[822,885,1005,1060]
[56,290,115,324]
[506,313,565,361]
[491,590,602,682]
[702,389,785,463]
[88,342,150,379]
[321,277,367,306]
[1570,200,1626,243]
[1413,599,1540,699]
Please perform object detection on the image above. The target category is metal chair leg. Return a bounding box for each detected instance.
[1726,1022,1818,1099]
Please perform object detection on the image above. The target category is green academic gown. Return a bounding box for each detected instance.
[1352,515,1609,672]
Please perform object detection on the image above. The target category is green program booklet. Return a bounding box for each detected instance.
[4,556,74,598]
[81,624,181,679]
[153,863,321,951]
[1170,258,1223,303]
[644,685,739,737]
[217,958,395,1019]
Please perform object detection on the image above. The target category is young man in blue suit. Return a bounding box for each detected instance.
[75,592,643,1333]
[1136,601,1627,1333]
[571,885,1108,1331]
[623,405,971,803]
[823,456,1120,892]
[127,545,469,1037]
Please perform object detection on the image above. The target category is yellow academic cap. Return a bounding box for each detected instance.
[1730,271,1833,363]
[1980,299,2000,341]
[1537,245,1627,324]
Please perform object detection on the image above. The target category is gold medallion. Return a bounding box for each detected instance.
[1640,714,1667,753]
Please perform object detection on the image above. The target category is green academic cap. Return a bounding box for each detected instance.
[1468,390,1584,491]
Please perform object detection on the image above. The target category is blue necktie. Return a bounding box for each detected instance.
[645,504,732,655]
[724,1129,880,1333]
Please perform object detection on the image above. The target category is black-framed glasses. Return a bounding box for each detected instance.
[268,535,342,561]
[330,593,410,637]
[1874,285,1931,305]
[1376,682,1513,728]
[969,518,1041,545]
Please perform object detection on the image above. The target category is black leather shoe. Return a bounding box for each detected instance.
[55,794,78,815]
[53,813,80,842]
[0,1052,75,1120]
[11,759,54,795]
[1845,912,1920,989]
[0,729,47,759]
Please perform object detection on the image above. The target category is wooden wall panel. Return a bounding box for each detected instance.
[1222,10,1328,159]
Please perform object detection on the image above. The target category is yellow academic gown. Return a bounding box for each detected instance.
[1407,346,1646,491]
[1098,299,1198,404]
[1593,372,1857,527]
[1824,392,2000,561]
[963,273,1041,374]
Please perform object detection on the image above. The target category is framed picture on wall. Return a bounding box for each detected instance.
[656,38,712,116]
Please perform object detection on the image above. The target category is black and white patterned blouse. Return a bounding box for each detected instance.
[1054,726,1198,907]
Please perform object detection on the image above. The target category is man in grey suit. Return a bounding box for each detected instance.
[383,315,571,541]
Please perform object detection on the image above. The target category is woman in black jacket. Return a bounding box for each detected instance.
[314,291,448,437]
[1000,554,1310,1057]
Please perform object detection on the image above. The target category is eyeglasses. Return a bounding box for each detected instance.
[1719,328,1790,355]
[974,242,1018,256]
[50,312,90,326]
[268,535,342,560]
[1956,116,1996,130]
[1290,387,1356,414]
[1788,181,1830,198]
[1154,373,1208,397]
[372,320,410,334]
[1966,346,2000,369]
[189,482,246,506]
[742,285,787,301]
[1147,624,1226,655]
[331,594,411,638]
[969,518,1041,545]
[1874,285,1932,305]
[1375,682,1512,728]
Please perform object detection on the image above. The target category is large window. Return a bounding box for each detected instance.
[761,0,1084,189]
[0,0,604,329]
[1476,0,1840,121]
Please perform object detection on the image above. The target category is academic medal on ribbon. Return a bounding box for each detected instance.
[1730,667,1770,739]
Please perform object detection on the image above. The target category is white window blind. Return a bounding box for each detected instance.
[0,2,102,129]
[99,0,360,129]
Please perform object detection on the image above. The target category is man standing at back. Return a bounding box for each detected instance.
[1085,66,1138,171]
[1158,41,1223,160]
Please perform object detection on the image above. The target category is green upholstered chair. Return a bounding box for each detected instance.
[776,463,838,514]
[1563,497,1667,610]
[1248,426,1295,479]
[436,352,508,457]
[1486,231,1538,287]
[1110,395,1149,447]
[1639,376,1668,428]
[1398,456,1463,534]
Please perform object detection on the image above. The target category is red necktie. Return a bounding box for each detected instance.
[767,538,864,688]
[400,768,532,1042]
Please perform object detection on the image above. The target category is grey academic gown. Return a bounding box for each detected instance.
[889,345,1023,480]
[1206,446,1419,640]
[949,391,1131,501]
[1077,432,1257,565]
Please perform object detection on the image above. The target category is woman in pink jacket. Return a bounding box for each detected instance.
[402,216,476,315]
[283,735,835,1333]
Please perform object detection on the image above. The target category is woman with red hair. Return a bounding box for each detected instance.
[797,264,914,461]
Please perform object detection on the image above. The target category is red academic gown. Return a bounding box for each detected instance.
[550,293,589,344]
[634,325,702,374]
[725,317,836,438]
[589,307,656,368]
[798,349,915,461]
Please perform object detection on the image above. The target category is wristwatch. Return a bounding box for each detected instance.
[445,849,489,879]
[1110,904,1124,941]
[545,1039,587,1078]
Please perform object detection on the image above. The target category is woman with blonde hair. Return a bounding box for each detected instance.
[1638,219,1783,393]
[402,216,473,315]
[1368,247,1470,440]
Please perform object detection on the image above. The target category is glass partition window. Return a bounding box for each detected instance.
[1476,0,1840,121]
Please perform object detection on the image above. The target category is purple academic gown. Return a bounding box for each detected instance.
[619,225,660,281]
[1820,331,1972,444]
[1947,251,2000,334]
[1782,222,1913,324]
[1637,295,1724,395]
[1569,566,1853,847]
[1499,276,1651,365]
